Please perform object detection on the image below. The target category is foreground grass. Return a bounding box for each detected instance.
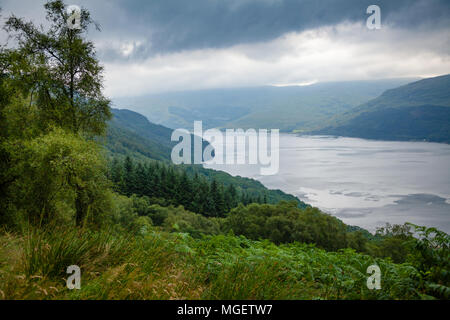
[0,227,425,300]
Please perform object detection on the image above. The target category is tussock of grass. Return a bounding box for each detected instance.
[22,227,129,278]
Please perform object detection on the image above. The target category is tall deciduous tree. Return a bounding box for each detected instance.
[4,0,111,136]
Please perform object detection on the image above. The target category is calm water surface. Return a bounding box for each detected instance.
[205,135,450,233]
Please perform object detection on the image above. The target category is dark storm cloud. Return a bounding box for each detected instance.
[2,0,449,60]
[101,0,449,52]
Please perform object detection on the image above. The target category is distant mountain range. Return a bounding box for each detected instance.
[113,78,417,132]
[309,74,450,143]
[111,75,449,144]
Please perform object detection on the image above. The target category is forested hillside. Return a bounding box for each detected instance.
[0,1,448,301]
[104,108,307,207]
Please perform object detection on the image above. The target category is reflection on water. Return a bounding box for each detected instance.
[205,134,450,233]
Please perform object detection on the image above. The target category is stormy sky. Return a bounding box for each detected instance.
[1,0,449,97]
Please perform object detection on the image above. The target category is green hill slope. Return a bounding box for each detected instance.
[104,108,174,161]
[105,109,173,161]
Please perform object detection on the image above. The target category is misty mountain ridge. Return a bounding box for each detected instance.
[113,78,418,132]
[310,74,450,143]
[111,75,449,143]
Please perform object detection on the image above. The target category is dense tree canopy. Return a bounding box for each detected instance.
[108,156,267,218]
[0,1,111,226]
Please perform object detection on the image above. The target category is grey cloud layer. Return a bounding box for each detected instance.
[95,0,450,53]
[1,0,449,60]
[1,0,449,95]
